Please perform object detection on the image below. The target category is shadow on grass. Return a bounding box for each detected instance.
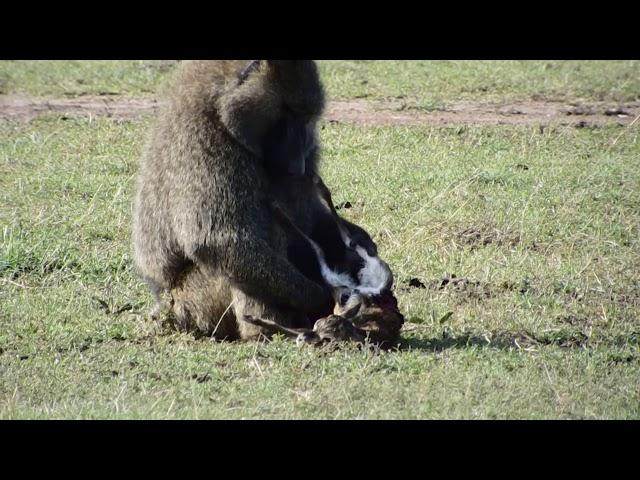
[399,333,494,352]
[397,328,591,352]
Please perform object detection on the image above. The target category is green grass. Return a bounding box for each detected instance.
[1,111,639,418]
[0,60,177,97]
[320,60,640,106]
[1,60,639,105]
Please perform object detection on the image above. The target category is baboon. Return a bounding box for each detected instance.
[133,60,335,340]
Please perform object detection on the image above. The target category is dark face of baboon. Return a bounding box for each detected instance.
[262,113,317,177]
[251,61,323,178]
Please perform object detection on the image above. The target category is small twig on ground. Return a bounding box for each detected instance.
[610,112,640,147]
[211,300,234,338]
[0,278,34,289]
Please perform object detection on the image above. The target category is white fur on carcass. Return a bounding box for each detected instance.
[306,193,392,300]
[304,226,391,296]
[352,245,390,295]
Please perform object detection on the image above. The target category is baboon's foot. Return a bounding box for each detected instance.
[149,290,174,320]
[149,302,163,321]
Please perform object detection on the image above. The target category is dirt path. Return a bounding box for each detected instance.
[0,95,160,121]
[1,94,638,127]
[326,99,640,127]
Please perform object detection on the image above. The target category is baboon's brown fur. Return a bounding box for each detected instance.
[133,60,332,340]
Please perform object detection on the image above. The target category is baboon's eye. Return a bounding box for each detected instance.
[349,240,356,249]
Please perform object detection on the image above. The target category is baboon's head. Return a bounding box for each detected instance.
[264,60,325,120]
[237,60,324,119]
[233,60,324,175]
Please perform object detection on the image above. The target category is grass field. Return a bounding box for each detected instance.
[2,60,639,103]
[1,61,639,419]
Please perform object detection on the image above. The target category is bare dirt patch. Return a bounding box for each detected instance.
[400,274,494,301]
[0,95,160,121]
[456,226,521,249]
[326,99,640,127]
[1,94,639,127]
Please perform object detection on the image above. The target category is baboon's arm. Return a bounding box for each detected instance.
[271,201,315,246]
[180,215,331,313]
[217,233,332,313]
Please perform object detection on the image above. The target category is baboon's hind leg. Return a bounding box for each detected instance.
[169,266,307,341]
[232,288,304,341]
[169,265,240,340]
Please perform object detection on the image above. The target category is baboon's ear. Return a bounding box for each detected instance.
[238,60,262,84]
